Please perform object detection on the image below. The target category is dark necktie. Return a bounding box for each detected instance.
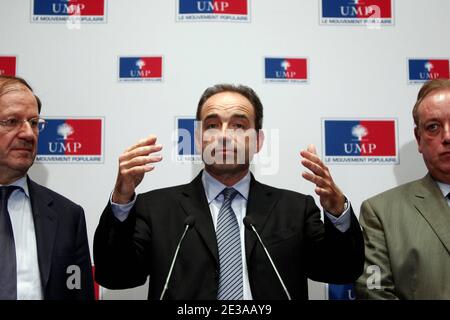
[216,187,242,300]
[0,186,20,300]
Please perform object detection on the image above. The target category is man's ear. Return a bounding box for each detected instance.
[414,126,422,154]
[256,129,265,153]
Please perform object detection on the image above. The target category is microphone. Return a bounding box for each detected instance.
[243,216,292,300]
[159,215,196,300]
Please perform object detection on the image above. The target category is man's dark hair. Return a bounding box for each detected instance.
[196,84,263,130]
[0,75,41,113]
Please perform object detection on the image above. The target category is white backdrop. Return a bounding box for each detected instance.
[1,0,449,299]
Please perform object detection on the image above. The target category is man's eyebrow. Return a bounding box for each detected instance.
[421,117,440,123]
[203,113,250,121]
[231,114,250,120]
[203,114,219,122]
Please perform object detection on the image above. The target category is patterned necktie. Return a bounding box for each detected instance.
[217,187,242,300]
[0,186,20,300]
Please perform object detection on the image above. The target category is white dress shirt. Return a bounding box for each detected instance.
[2,176,43,300]
[110,170,352,300]
[435,181,450,207]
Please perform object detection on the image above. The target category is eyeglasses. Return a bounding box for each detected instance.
[0,117,47,132]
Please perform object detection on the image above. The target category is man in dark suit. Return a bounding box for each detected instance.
[0,76,94,300]
[94,84,364,300]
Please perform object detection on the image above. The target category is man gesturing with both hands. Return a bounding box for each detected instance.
[94,84,363,300]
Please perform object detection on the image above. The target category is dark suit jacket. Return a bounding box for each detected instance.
[94,171,364,299]
[28,177,94,300]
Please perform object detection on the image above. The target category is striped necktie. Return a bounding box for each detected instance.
[216,187,242,300]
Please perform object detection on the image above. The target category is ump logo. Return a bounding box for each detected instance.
[119,57,163,82]
[408,59,450,84]
[175,117,201,163]
[264,58,308,83]
[328,284,356,300]
[0,56,16,76]
[177,0,250,22]
[320,0,394,26]
[37,118,104,163]
[323,119,398,165]
[31,0,106,23]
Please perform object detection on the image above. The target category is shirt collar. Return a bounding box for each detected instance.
[202,169,251,204]
[435,181,450,199]
[0,176,30,198]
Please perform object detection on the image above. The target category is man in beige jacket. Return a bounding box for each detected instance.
[355,79,450,299]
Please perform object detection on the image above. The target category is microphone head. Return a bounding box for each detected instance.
[184,215,196,229]
[243,216,255,229]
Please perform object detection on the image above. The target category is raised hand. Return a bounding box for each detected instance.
[300,144,345,216]
[112,135,163,204]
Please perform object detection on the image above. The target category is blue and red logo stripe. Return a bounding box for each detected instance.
[324,120,396,157]
[265,58,308,80]
[321,0,392,19]
[38,119,102,156]
[409,59,450,82]
[179,0,248,15]
[33,0,105,16]
[119,57,163,80]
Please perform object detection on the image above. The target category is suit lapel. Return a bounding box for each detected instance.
[412,174,450,253]
[245,176,279,260]
[177,171,220,266]
[177,172,280,266]
[27,178,58,291]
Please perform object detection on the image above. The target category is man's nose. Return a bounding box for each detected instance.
[18,120,36,139]
[443,123,450,143]
[220,125,235,140]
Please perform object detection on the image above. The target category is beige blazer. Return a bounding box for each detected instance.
[355,174,450,299]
